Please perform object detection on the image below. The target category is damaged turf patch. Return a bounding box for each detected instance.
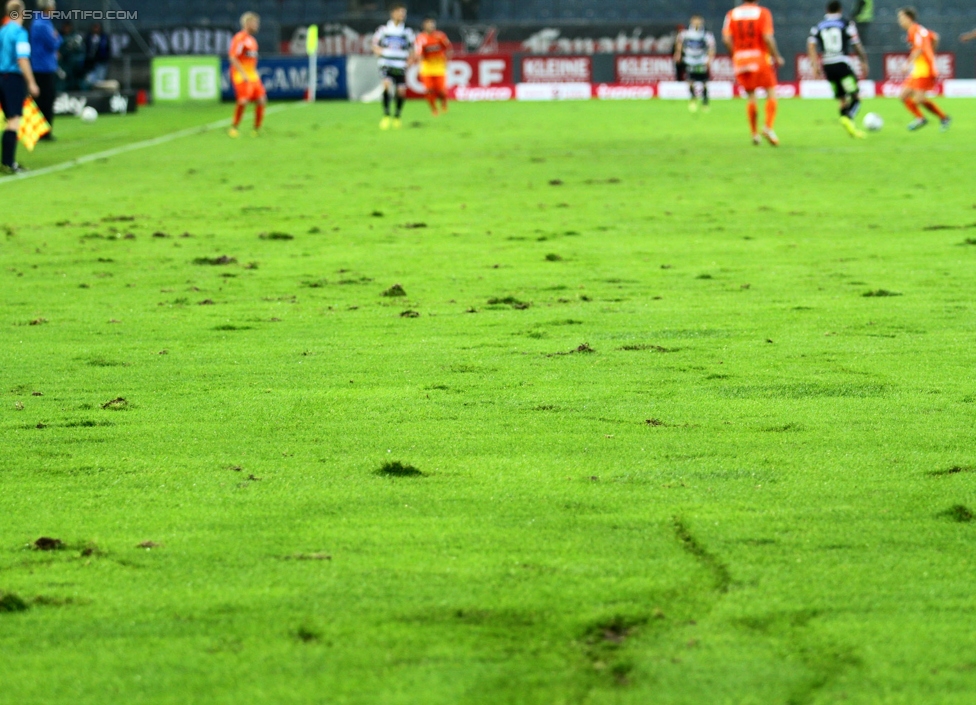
[382,284,407,297]
[863,289,902,298]
[487,296,530,310]
[193,256,237,266]
[377,461,423,477]
[939,505,974,523]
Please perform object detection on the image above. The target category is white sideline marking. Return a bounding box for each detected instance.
[0,103,302,186]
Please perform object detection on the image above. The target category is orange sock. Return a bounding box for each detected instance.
[255,104,265,129]
[765,97,778,129]
[747,101,758,135]
[232,104,245,127]
[903,97,923,118]
[921,100,946,120]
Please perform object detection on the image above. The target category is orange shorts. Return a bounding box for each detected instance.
[233,79,266,102]
[905,76,938,93]
[422,75,447,94]
[737,67,777,93]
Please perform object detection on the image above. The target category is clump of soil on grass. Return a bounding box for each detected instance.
[940,505,974,523]
[29,318,48,326]
[573,343,595,353]
[198,299,215,305]
[370,210,384,217]
[33,537,63,551]
[294,626,320,643]
[152,232,169,239]
[549,179,563,186]
[0,592,29,612]
[929,466,974,477]
[377,461,423,477]
[382,283,407,297]
[137,541,161,549]
[193,256,237,266]
[487,296,530,310]
[863,289,902,297]
[545,253,563,262]
[101,397,128,410]
[259,232,294,240]
[619,344,676,352]
[645,418,665,426]
[400,310,420,318]
[402,222,427,229]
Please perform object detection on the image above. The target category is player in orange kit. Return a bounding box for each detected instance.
[228,12,266,138]
[897,7,950,132]
[723,0,786,146]
[415,17,452,115]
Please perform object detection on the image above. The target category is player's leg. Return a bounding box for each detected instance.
[253,91,267,135]
[436,77,449,112]
[1,75,26,171]
[917,81,949,129]
[380,75,393,130]
[230,81,252,138]
[422,76,438,115]
[687,80,699,112]
[837,72,865,139]
[701,73,710,109]
[745,90,760,144]
[901,83,927,130]
[394,79,406,126]
[762,76,779,146]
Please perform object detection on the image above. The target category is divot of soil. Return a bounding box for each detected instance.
[0,593,29,612]
[137,541,161,549]
[101,397,128,410]
[193,256,237,266]
[259,232,294,240]
[400,310,420,318]
[33,537,63,551]
[382,283,407,297]
[377,461,423,477]
[863,289,902,297]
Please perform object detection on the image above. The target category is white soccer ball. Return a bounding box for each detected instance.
[80,106,99,123]
[863,112,884,132]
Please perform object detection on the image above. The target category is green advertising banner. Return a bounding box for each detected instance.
[152,57,221,102]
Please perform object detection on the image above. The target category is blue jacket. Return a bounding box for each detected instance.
[0,22,30,74]
[30,15,61,73]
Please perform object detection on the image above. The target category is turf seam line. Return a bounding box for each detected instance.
[0,103,305,186]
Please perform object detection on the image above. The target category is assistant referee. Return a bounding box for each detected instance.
[0,0,40,173]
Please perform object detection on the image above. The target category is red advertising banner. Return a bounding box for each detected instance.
[520,56,592,83]
[796,54,867,80]
[406,55,512,98]
[616,55,735,84]
[883,53,954,81]
[616,55,675,83]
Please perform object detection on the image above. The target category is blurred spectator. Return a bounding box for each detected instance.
[58,22,84,91]
[852,0,873,46]
[29,0,61,141]
[84,22,109,85]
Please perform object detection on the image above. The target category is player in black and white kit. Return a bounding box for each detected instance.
[808,0,870,138]
[674,16,716,113]
[373,3,415,130]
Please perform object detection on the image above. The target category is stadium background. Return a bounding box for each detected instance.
[46,0,976,85]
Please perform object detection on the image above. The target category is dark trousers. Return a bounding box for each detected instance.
[35,72,57,133]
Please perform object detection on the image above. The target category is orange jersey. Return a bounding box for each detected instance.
[907,23,938,79]
[229,31,259,84]
[723,3,774,74]
[415,31,451,78]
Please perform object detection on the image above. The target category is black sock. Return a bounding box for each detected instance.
[395,95,404,118]
[382,90,391,116]
[2,130,16,167]
[847,96,861,120]
[702,86,709,106]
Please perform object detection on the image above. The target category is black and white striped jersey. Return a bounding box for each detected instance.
[677,28,716,72]
[809,14,861,67]
[373,21,416,70]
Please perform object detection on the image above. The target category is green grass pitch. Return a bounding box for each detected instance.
[2,98,976,704]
